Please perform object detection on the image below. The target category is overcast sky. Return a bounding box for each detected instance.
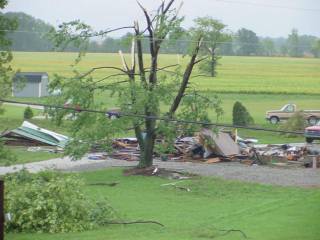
[4,0,320,38]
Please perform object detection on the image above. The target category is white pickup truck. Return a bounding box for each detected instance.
[266,104,320,125]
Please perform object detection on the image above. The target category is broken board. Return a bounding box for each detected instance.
[200,128,240,157]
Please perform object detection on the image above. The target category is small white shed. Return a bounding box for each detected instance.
[13,72,49,98]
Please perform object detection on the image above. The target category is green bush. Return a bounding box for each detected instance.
[5,171,115,233]
[280,111,306,137]
[23,106,34,119]
[0,141,17,166]
[232,101,254,126]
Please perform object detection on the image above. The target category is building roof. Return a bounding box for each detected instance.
[15,72,48,77]
[14,72,49,83]
[0,121,69,148]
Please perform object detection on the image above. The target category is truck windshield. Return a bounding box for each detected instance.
[281,104,294,112]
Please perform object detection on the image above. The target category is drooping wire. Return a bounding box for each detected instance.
[0,99,305,135]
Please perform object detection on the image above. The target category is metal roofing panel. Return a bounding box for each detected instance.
[11,129,60,147]
[6,121,69,148]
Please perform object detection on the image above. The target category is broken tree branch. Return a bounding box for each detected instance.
[144,64,180,72]
[131,39,136,71]
[79,66,128,79]
[163,0,176,15]
[134,22,147,85]
[161,182,191,192]
[218,228,248,238]
[118,50,130,72]
[88,182,119,187]
[81,26,135,38]
[168,37,203,116]
[105,220,164,227]
[190,74,211,79]
[88,73,129,86]
[95,80,130,90]
[137,1,155,56]
[157,63,180,71]
[194,56,209,65]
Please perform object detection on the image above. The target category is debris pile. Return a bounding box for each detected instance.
[172,129,241,163]
[108,128,319,169]
[109,129,243,164]
[110,138,140,161]
[3,122,317,169]
[253,144,318,168]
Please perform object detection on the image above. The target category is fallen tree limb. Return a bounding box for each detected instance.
[105,220,164,227]
[218,228,247,238]
[88,182,119,187]
[161,182,191,192]
[161,181,182,186]
[174,185,191,192]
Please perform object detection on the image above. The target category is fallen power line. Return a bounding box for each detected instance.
[0,99,305,135]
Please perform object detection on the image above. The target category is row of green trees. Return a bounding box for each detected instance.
[0,0,17,163]
[2,12,320,58]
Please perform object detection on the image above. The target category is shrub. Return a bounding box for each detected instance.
[0,141,17,166]
[232,101,254,126]
[280,111,306,137]
[23,106,34,119]
[5,171,116,233]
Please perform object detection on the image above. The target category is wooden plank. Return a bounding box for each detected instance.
[200,128,240,157]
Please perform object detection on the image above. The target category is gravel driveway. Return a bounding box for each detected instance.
[1,156,319,187]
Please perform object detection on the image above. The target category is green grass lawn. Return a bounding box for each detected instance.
[0,146,62,167]
[7,168,320,240]
[11,52,320,94]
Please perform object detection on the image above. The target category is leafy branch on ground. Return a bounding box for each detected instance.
[5,170,117,233]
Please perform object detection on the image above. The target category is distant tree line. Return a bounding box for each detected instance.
[2,12,320,58]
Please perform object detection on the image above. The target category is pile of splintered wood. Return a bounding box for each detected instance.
[110,138,140,161]
[108,129,241,163]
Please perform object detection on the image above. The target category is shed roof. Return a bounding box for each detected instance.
[1,121,69,148]
[15,72,48,77]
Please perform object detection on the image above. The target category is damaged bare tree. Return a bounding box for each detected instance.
[49,0,222,168]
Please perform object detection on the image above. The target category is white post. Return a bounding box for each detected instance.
[38,81,42,97]
[313,156,317,169]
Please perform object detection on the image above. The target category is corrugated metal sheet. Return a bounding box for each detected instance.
[1,121,69,148]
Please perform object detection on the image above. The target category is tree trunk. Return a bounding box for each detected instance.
[211,52,215,77]
[139,118,156,167]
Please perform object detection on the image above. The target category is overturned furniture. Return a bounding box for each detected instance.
[0,121,69,148]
